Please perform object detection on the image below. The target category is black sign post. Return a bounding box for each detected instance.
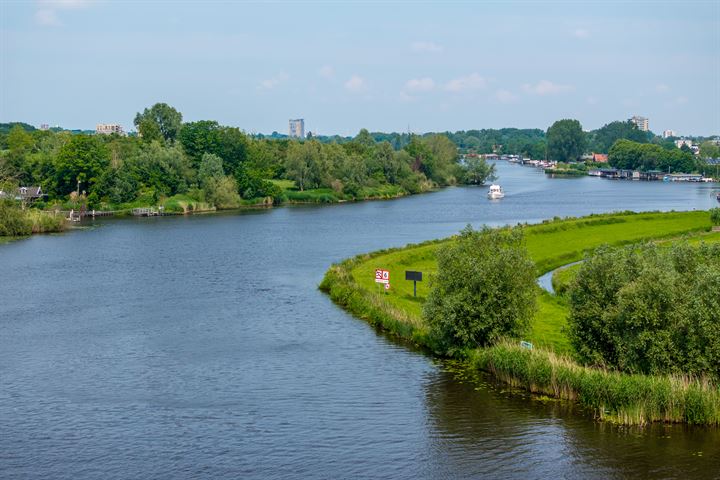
[405,271,423,297]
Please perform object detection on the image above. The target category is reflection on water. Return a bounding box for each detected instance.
[1,162,719,479]
[425,362,720,479]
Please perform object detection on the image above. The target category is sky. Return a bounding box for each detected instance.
[1,1,719,136]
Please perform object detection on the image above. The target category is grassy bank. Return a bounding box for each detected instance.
[320,210,720,425]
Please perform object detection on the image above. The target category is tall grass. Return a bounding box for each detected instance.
[25,209,65,233]
[474,342,720,425]
[162,194,214,214]
[0,202,65,236]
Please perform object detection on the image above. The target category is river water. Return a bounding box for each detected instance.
[2,162,719,479]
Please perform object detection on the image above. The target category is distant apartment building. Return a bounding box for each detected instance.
[630,116,649,132]
[675,139,693,149]
[288,119,305,138]
[96,123,125,135]
[40,123,49,131]
[662,129,676,138]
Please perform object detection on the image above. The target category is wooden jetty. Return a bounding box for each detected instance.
[132,207,163,217]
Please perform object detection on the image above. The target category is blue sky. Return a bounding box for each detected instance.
[1,1,719,136]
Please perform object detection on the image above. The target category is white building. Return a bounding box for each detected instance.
[662,129,676,138]
[675,139,693,149]
[288,119,305,138]
[630,116,649,132]
[96,124,125,135]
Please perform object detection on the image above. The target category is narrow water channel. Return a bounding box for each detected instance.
[1,162,719,479]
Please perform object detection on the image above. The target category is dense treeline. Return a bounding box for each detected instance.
[608,139,697,172]
[0,103,494,211]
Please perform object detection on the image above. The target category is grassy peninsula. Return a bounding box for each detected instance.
[320,210,720,425]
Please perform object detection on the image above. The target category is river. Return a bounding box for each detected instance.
[1,162,719,479]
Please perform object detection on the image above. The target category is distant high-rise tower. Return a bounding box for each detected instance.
[289,119,305,138]
[630,115,649,132]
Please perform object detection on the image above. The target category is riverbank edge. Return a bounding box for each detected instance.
[3,186,443,240]
[319,213,720,426]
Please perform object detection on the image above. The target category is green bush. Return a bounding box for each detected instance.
[710,208,720,226]
[0,200,31,236]
[205,176,241,209]
[568,242,720,379]
[423,226,537,355]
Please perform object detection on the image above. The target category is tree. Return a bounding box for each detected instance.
[546,119,586,162]
[423,226,537,355]
[198,152,224,188]
[132,142,192,196]
[215,126,248,175]
[52,135,109,196]
[461,156,496,185]
[134,103,183,143]
[178,120,221,166]
[589,120,647,153]
[699,141,720,159]
[424,134,459,184]
[4,125,35,180]
[285,140,326,191]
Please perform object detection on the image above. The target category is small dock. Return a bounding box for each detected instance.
[64,209,116,221]
[132,207,163,217]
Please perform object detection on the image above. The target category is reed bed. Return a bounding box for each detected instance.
[474,342,720,425]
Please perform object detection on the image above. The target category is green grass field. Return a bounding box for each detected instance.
[350,210,712,353]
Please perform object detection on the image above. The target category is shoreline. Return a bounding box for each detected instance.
[2,186,441,240]
[319,210,720,426]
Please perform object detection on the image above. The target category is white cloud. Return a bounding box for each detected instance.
[586,96,598,105]
[655,83,670,93]
[494,89,519,103]
[573,28,590,38]
[344,75,367,93]
[674,96,688,105]
[411,41,443,53]
[444,73,487,92]
[35,0,96,26]
[404,77,435,92]
[318,65,335,79]
[259,72,289,90]
[522,80,573,95]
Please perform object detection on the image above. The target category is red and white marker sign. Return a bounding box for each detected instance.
[384,283,390,290]
[375,269,390,284]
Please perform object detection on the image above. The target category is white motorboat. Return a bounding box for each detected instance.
[487,184,505,199]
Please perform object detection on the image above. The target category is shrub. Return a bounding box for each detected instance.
[0,200,31,236]
[567,242,720,379]
[710,208,720,226]
[205,176,241,209]
[423,226,537,355]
